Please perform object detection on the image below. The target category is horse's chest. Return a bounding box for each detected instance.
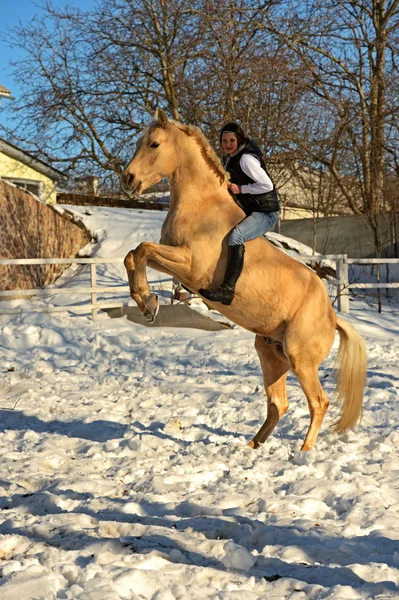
[160,214,193,245]
[161,210,221,247]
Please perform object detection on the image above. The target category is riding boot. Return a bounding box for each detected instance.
[199,244,245,305]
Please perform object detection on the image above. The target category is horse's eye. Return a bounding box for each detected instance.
[150,142,160,148]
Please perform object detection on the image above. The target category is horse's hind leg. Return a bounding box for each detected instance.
[291,362,330,451]
[249,336,290,449]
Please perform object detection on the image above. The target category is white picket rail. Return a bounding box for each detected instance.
[296,254,399,313]
[0,254,398,318]
[0,257,127,320]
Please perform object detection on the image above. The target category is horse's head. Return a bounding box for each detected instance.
[123,109,177,194]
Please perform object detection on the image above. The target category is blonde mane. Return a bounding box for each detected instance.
[174,121,229,184]
[147,118,229,185]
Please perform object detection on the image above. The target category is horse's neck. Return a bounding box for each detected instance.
[168,136,230,212]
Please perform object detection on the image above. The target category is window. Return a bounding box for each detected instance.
[2,177,43,199]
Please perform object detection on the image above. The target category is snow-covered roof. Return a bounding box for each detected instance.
[0,137,66,182]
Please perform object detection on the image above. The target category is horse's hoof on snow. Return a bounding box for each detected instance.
[248,439,259,449]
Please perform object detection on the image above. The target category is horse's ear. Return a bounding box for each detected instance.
[155,108,169,128]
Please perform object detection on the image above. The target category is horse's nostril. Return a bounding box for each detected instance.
[124,172,135,187]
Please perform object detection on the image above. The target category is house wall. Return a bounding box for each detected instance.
[280,204,314,220]
[274,164,348,220]
[277,176,311,218]
[280,213,399,258]
[0,151,57,204]
[0,180,91,293]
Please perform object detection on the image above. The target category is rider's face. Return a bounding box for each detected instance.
[221,133,238,155]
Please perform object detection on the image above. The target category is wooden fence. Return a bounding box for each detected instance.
[0,255,398,319]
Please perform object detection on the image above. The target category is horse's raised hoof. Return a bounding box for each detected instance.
[142,293,159,323]
[143,308,157,323]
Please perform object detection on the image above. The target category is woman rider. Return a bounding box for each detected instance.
[199,122,280,305]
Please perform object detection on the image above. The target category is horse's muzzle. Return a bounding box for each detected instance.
[123,171,142,194]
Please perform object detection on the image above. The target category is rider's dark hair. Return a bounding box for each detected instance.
[219,122,247,147]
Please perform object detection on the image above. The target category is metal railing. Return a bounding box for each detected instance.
[0,254,398,318]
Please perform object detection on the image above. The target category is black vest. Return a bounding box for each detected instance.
[224,140,280,215]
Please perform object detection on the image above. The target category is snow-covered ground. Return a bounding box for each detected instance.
[0,206,398,600]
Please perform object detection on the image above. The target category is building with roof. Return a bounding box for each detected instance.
[0,84,13,99]
[0,138,65,204]
[0,84,15,107]
[0,84,12,97]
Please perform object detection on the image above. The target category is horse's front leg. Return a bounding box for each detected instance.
[124,243,192,323]
[124,251,150,317]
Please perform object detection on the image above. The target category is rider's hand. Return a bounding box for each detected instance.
[229,183,241,194]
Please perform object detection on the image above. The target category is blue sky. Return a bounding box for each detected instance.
[0,0,95,123]
[1,0,39,98]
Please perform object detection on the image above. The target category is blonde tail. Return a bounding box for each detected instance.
[334,317,367,432]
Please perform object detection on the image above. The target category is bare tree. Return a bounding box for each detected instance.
[181,1,309,152]
[257,0,399,255]
[0,0,204,182]
[384,32,399,257]
[2,0,310,192]
[178,0,282,141]
[5,0,395,241]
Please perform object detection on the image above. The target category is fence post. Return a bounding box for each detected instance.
[336,255,349,313]
[90,263,98,320]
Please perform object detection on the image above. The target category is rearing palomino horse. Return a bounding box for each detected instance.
[123,109,367,451]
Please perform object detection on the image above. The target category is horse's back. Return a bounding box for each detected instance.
[242,236,329,310]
